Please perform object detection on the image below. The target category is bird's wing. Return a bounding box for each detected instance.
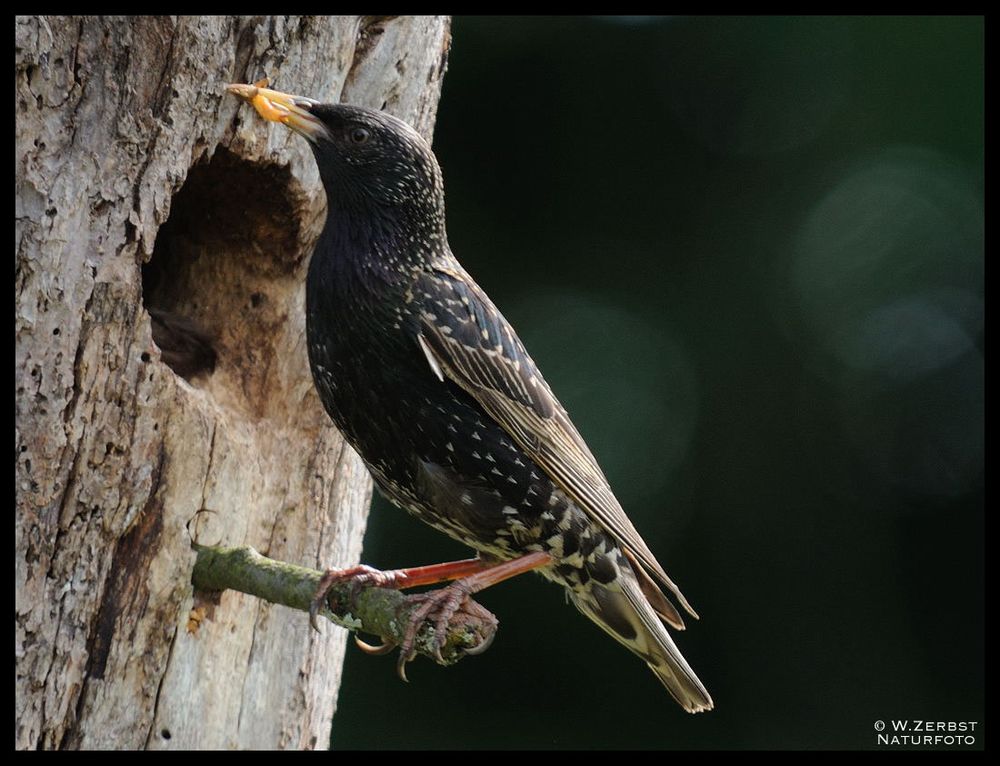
[415,262,698,621]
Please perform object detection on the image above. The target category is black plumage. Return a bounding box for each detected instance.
[227,82,712,713]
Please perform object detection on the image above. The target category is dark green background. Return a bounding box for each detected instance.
[331,16,983,749]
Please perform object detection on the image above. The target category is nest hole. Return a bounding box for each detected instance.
[142,147,308,417]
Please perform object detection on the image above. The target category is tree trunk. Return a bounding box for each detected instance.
[15,15,451,750]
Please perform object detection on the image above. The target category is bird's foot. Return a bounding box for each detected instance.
[313,553,546,678]
[308,558,492,632]
[309,564,403,632]
[395,582,499,681]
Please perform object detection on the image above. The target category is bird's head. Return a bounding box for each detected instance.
[227,81,445,226]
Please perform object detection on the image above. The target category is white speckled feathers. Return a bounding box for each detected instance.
[416,259,699,623]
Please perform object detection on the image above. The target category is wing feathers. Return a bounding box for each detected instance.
[416,264,698,620]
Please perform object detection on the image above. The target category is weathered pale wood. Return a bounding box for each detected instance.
[15,15,451,750]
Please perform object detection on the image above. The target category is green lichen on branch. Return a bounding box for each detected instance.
[190,544,496,667]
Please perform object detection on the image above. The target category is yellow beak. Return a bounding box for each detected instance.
[226,79,328,142]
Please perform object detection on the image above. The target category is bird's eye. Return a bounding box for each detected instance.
[350,127,371,145]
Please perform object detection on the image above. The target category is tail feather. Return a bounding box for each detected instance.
[622,545,689,630]
[570,571,713,713]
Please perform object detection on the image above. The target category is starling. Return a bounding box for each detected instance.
[148,307,218,380]
[227,80,713,713]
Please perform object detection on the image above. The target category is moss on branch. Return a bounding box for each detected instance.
[190,544,496,668]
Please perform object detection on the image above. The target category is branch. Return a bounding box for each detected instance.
[190,544,496,668]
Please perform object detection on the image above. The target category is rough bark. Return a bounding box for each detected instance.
[15,15,451,750]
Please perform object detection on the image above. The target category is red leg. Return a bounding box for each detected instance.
[385,558,495,588]
[429,551,552,595]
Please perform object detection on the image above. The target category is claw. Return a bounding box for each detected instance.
[462,628,496,656]
[354,635,396,655]
[308,599,324,633]
[309,578,335,633]
[396,650,414,683]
